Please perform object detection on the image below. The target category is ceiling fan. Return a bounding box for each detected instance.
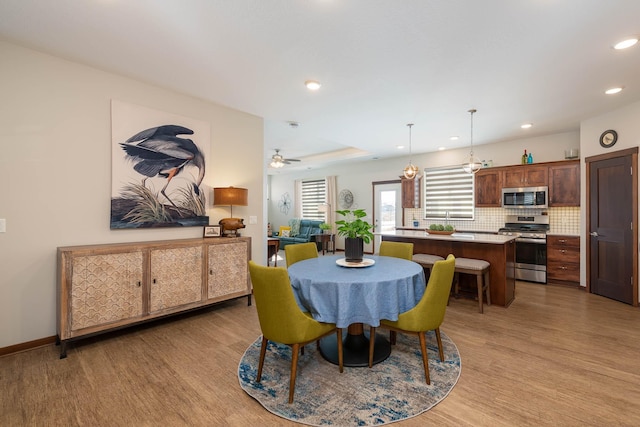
[270,149,300,168]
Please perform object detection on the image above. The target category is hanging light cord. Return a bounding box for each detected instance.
[408,123,413,161]
[469,109,476,156]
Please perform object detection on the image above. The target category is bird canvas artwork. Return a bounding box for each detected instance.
[111,100,210,229]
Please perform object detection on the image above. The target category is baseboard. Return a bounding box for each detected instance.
[0,336,57,357]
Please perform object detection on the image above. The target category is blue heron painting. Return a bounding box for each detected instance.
[111,123,208,229]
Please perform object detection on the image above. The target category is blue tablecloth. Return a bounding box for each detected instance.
[288,255,426,328]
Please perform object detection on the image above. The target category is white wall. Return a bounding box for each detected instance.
[269,131,579,251]
[579,100,640,298]
[0,41,266,348]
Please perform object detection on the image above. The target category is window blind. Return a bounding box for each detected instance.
[301,179,326,220]
[423,166,475,220]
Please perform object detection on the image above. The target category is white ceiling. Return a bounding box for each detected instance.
[2,1,639,173]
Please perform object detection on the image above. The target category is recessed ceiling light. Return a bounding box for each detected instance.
[605,87,623,95]
[396,145,405,149]
[614,38,638,50]
[305,80,321,90]
[438,147,446,151]
[521,123,533,129]
[449,136,459,141]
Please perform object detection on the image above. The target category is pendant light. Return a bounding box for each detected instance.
[462,109,482,174]
[403,123,420,180]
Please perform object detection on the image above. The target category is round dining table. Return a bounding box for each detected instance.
[288,254,426,367]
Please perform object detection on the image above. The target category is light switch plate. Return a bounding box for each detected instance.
[0,219,6,233]
[249,216,257,225]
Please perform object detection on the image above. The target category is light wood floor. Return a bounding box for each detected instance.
[2,281,640,426]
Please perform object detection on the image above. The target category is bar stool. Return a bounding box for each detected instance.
[453,257,491,313]
[412,253,445,275]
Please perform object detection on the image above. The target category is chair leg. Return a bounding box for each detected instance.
[417,331,431,384]
[390,330,397,345]
[337,328,344,373]
[257,336,268,382]
[368,326,376,368]
[485,270,491,306]
[476,274,484,313]
[289,343,300,404]
[454,272,460,298]
[435,327,445,362]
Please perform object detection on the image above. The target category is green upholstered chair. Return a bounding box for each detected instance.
[285,242,319,267]
[248,261,343,403]
[379,241,414,260]
[368,254,455,384]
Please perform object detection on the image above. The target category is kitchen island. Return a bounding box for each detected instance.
[379,230,517,307]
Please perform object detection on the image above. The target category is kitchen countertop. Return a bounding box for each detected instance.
[377,230,517,244]
[397,227,498,235]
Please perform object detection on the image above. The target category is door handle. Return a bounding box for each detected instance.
[589,232,598,237]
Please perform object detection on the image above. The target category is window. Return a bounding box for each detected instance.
[423,165,474,220]
[301,179,326,220]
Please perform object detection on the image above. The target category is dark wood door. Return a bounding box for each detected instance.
[587,150,636,304]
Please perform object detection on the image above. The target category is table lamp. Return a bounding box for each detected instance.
[213,186,248,236]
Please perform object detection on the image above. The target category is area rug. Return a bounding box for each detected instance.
[238,330,461,426]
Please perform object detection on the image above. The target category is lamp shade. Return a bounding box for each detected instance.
[213,187,248,206]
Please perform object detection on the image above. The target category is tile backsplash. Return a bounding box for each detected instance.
[405,206,580,235]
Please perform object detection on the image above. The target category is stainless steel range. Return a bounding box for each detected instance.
[499,215,549,284]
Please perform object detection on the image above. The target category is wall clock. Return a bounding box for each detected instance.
[599,129,618,148]
[278,192,291,214]
[339,189,354,209]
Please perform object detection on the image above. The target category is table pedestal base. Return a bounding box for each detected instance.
[319,324,391,367]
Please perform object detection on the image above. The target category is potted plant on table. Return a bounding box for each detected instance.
[319,222,332,234]
[335,209,374,262]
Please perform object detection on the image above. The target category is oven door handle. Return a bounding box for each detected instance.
[516,238,546,244]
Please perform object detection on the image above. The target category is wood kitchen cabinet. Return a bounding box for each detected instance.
[547,235,580,284]
[57,237,251,358]
[548,160,580,206]
[401,177,422,208]
[502,165,548,187]
[475,167,503,207]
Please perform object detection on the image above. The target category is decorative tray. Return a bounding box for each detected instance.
[426,230,455,235]
[336,258,376,268]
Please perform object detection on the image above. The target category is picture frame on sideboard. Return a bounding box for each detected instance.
[203,225,221,238]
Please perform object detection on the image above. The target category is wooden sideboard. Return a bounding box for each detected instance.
[57,237,251,358]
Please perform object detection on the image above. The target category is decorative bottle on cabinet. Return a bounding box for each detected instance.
[521,150,527,164]
[527,152,533,164]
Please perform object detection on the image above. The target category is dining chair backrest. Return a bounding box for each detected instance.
[379,241,414,260]
[395,254,455,332]
[249,261,325,344]
[285,242,318,267]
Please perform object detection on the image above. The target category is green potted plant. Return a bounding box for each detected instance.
[335,209,374,262]
[319,222,332,234]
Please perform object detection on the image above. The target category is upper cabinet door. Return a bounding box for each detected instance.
[475,168,502,207]
[401,177,421,208]
[549,160,580,206]
[502,165,548,187]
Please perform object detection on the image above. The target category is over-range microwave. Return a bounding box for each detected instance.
[502,186,548,209]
